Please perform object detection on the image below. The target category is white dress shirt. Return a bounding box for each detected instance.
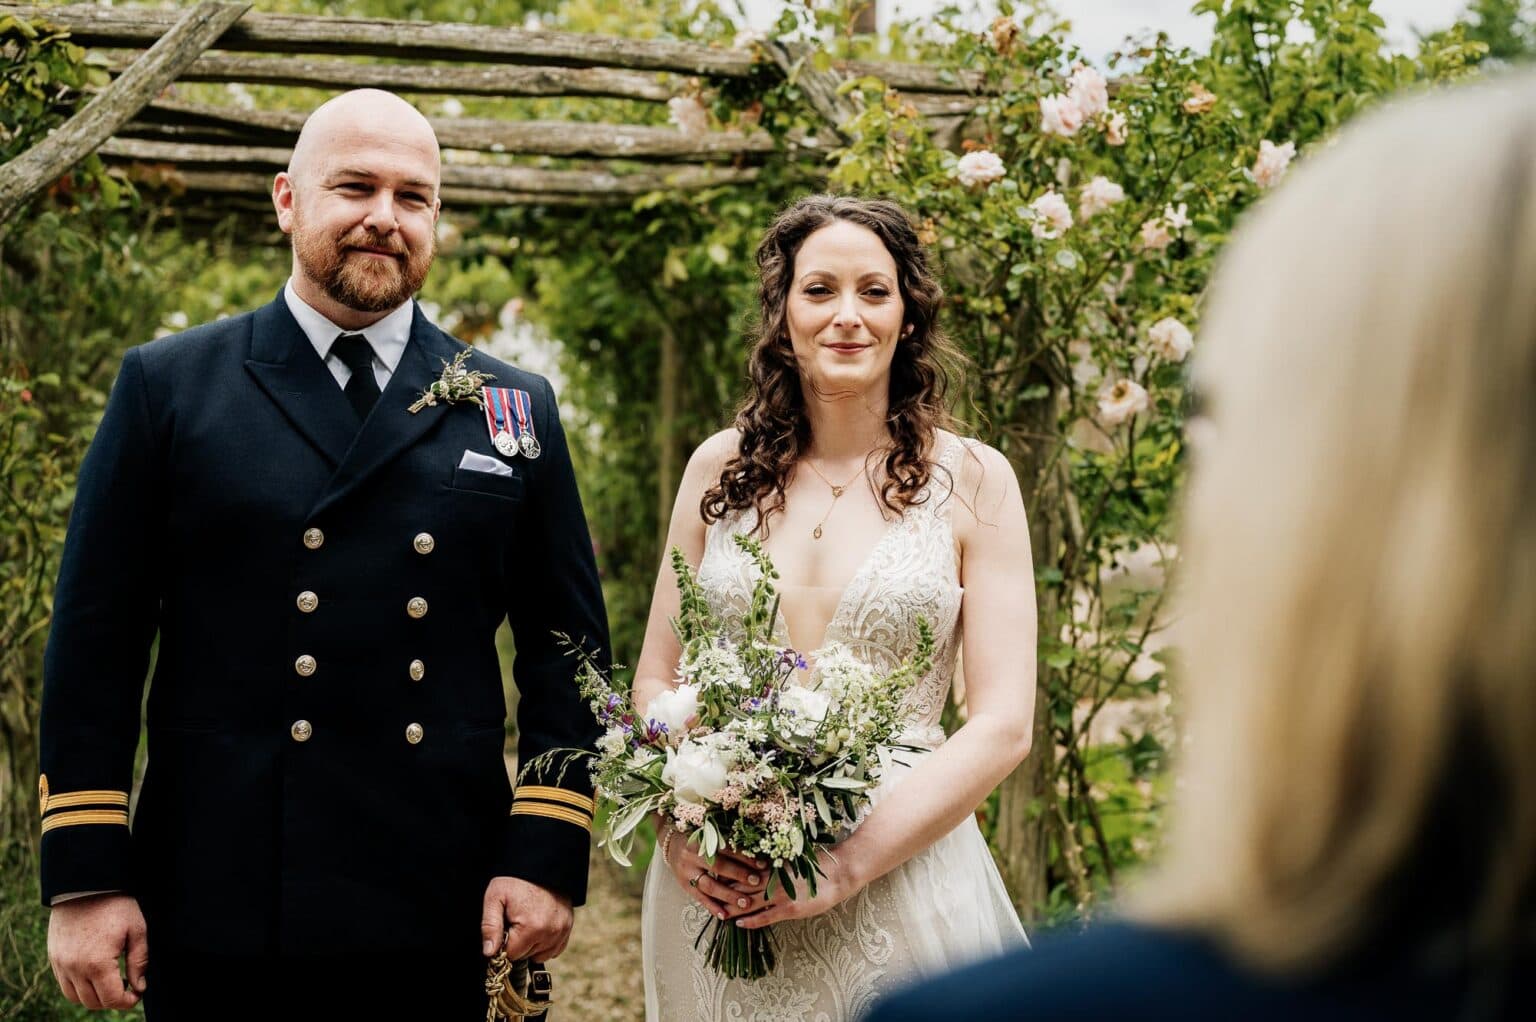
[282,278,413,390]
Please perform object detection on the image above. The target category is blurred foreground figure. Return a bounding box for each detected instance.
[868,73,1536,1022]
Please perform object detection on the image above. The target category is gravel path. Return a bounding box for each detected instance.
[552,848,646,1021]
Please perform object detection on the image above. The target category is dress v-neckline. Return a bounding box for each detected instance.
[738,506,904,665]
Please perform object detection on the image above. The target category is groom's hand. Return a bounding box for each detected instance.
[481,876,573,961]
[47,893,148,1010]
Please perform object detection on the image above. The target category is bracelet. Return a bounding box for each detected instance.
[659,827,676,867]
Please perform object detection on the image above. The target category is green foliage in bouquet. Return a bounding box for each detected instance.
[537,534,932,979]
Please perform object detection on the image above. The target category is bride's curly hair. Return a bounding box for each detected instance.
[701,195,966,532]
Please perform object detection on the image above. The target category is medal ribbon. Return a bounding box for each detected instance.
[511,389,535,444]
[483,386,512,441]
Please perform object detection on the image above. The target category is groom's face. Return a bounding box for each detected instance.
[278,109,441,314]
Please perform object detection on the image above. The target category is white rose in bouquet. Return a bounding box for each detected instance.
[777,684,832,737]
[663,735,735,804]
[646,682,700,740]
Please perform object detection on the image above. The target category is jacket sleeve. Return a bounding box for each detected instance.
[497,375,609,905]
[38,348,164,904]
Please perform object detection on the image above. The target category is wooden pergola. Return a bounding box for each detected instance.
[0,2,994,223]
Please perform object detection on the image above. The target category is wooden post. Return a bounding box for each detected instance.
[0,1,250,225]
[656,322,679,555]
[850,0,879,37]
[761,39,862,143]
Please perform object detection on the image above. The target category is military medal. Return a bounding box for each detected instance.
[482,387,521,458]
[511,389,541,460]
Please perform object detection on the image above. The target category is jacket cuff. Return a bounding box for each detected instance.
[495,785,596,907]
[40,817,134,907]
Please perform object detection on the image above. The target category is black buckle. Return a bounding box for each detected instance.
[530,966,553,1000]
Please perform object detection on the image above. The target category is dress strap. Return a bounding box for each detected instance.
[923,432,970,520]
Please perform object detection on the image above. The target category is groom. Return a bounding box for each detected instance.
[38,90,608,1018]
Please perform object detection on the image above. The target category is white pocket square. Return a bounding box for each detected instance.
[458,449,516,477]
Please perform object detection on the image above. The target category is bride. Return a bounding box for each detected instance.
[631,195,1036,1021]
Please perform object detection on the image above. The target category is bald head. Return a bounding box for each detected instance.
[274,89,442,326]
[287,89,440,189]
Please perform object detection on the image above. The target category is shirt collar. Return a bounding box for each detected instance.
[282,278,414,373]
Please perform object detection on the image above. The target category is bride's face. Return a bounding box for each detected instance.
[785,220,907,402]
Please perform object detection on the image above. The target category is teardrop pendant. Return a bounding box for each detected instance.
[813,524,823,540]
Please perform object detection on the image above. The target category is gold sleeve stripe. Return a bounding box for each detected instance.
[514,785,596,814]
[42,791,131,812]
[41,809,130,833]
[511,802,592,831]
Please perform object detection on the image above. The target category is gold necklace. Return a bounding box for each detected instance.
[804,457,868,540]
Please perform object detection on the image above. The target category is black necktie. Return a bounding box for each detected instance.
[332,333,381,423]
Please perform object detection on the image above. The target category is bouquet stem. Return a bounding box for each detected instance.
[700,919,776,980]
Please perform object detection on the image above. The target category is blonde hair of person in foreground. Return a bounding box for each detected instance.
[1133,73,1536,981]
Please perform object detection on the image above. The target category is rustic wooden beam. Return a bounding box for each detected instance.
[106,52,679,102]
[97,138,765,195]
[4,4,986,92]
[127,99,812,161]
[0,1,251,225]
[142,169,626,207]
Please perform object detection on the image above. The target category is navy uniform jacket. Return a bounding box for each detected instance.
[37,293,609,957]
[863,921,1524,1022]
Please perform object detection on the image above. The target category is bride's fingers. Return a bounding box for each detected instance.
[704,857,763,889]
[693,874,744,917]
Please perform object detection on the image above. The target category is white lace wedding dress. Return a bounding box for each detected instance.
[641,433,1027,1021]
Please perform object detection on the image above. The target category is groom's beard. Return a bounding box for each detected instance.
[292,215,435,313]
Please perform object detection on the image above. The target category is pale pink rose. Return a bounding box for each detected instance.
[668,95,709,136]
[1139,217,1173,251]
[1030,189,1073,239]
[1098,379,1150,427]
[1104,110,1129,146]
[1039,93,1086,137]
[1148,317,1194,362]
[955,149,1007,188]
[1068,63,1109,119]
[1252,139,1297,189]
[1078,175,1125,219]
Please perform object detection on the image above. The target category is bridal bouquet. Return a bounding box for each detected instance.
[546,534,932,980]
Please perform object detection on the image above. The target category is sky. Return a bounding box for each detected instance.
[737,0,1477,61]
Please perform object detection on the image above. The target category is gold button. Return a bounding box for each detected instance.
[405,723,424,745]
[303,527,324,550]
[295,654,317,677]
[413,532,435,555]
[291,719,313,742]
[296,591,319,613]
[407,597,428,619]
[409,659,425,682]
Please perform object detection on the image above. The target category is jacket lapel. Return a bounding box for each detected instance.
[308,304,455,520]
[244,293,357,468]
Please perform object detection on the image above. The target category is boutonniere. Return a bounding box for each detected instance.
[408,348,495,414]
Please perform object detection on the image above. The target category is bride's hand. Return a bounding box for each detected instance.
[728,849,865,928]
[659,823,768,921]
